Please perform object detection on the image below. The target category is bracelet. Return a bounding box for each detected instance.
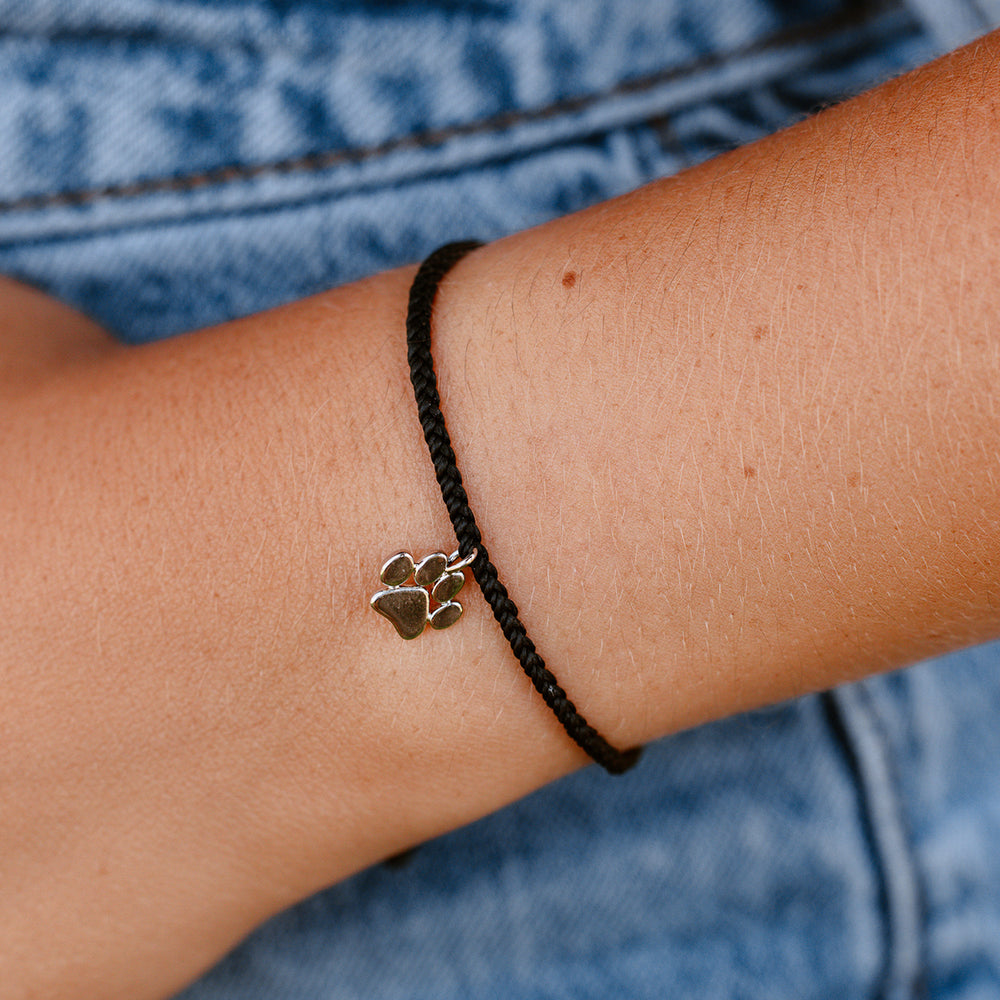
[370,240,641,775]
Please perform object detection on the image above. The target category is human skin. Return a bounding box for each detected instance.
[2,26,1000,1000]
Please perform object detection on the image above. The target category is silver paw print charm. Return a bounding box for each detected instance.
[370,549,475,639]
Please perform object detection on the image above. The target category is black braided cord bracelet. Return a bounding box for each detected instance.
[401,240,641,775]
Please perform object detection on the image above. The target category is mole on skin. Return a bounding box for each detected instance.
[562,271,577,288]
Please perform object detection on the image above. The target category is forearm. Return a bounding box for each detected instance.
[420,29,1000,744]
[4,28,1000,999]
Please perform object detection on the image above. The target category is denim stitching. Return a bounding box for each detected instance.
[856,681,931,1000]
[822,686,929,1000]
[820,691,896,1000]
[0,0,903,215]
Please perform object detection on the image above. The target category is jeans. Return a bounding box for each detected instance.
[2,1,999,996]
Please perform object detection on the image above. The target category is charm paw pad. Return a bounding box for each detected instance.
[370,550,466,639]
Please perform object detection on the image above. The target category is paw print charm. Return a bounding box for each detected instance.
[370,549,475,639]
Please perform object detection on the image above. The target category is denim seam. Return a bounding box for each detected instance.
[822,685,928,1000]
[0,0,905,216]
[820,691,895,999]
[0,131,654,251]
[856,681,931,1000]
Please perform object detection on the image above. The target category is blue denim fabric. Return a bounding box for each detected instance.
[2,1,1000,997]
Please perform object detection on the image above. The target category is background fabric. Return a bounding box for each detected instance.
[1,1,999,996]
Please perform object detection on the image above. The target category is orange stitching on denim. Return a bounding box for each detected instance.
[0,0,896,214]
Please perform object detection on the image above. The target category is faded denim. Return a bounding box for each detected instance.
[1,1,999,997]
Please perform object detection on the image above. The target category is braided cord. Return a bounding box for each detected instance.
[406,241,641,775]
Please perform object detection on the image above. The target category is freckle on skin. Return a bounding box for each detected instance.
[744,465,756,479]
[752,325,766,342]
[562,271,577,289]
